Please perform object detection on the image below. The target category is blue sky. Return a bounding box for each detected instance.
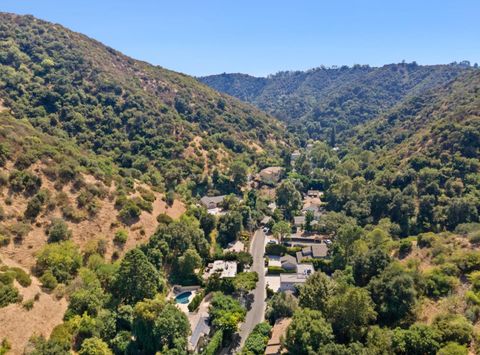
[2,0,479,76]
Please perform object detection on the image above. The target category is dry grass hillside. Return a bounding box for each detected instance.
[0,108,186,352]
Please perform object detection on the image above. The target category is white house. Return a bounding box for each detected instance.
[207,260,238,278]
[279,263,315,291]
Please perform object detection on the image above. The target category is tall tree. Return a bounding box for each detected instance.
[114,249,164,305]
[276,180,302,220]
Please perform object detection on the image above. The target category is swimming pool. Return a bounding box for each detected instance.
[175,291,192,304]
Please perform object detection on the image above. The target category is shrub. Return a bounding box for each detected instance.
[113,229,128,246]
[118,200,141,223]
[132,197,152,213]
[0,283,22,307]
[0,206,5,221]
[469,231,480,245]
[35,241,82,283]
[39,270,58,290]
[437,342,467,355]
[0,338,11,354]
[22,298,35,310]
[417,233,437,248]
[188,291,205,312]
[242,322,272,354]
[24,190,49,220]
[166,190,175,207]
[0,235,10,247]
[265,243,287,256]
[202,330,223,355]
[433,314,473,345]
[267,266,286,275]
[425,269,458,299]
[8,170,41,195]
[78,337,112,355]
[10,267,32,287]
[9,222,31,241]
[47,218,72,242]
[399,240,413,257]
[157,213,173,225]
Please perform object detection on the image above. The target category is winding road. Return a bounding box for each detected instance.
[236,228,266,349]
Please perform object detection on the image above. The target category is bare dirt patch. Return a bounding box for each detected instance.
[0,257,67,355]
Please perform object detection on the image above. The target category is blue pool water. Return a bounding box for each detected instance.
[175,291,192,304]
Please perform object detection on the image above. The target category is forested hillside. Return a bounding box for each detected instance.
[0,13,290,193]
[289,70,480,236]
[200,63,476,142]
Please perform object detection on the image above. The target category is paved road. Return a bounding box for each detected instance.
[236,229,266,349]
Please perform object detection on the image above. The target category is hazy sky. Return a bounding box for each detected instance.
[2,0,479,76]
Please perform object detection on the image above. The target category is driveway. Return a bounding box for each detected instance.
[236,229,266,349]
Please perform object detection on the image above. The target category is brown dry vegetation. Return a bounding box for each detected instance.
[0,256,68,355]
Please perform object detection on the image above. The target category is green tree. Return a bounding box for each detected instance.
[209,292,246,340]
[233,272,258,294]
[276,180,302,220]
[230,160,249,190]
[285,308,334,355]
[432,314,473,345]
[352,248,391,287]
[327,286,377,342]
[266,292,298,323]
[368,264,417,325]
[114,248,164,305]
[242,322,272,355]
[78,337,112,355]
[176,248,202,280]
[35,241,82,283]
[392,324,441,355]
[217,211,243,247]
[47,218,72,243]
[271,220,291,244]
[298,272,334,313]
[304,210,314,232]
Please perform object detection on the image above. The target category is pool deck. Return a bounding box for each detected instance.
[175,290,196,313]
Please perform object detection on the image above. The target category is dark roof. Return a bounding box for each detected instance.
[280,254,297,265]
[296,251,304,263]
[302,246,312,255]
[311,244,328,258]
[200,195,225,207]
[294,216,306,225]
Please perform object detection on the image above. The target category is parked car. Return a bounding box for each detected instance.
[267,239,278,245]
[325,239,332,245]
[263,227,269,233]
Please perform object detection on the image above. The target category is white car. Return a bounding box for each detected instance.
[263,227,269,233]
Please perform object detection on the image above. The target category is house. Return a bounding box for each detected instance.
[296,243,328,262]
[258,167,283,185]
[291,150,301,162]
[280,254,297,271]
[293,216,306,228]
[188,313,210,352]
[279,263,314,291]
[307,190,321,198]
[265,318,292,355]
[200,195,225,210]
[207,260,238,278]
[268,202,277,213]
[302,205,320,214]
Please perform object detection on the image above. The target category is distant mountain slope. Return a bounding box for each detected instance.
[0,13,290,189]
[320,70,480,234]
[351,70,480,160]
[200,63,475,141]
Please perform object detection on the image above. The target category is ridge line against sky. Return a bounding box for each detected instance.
[1,0,479,77]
